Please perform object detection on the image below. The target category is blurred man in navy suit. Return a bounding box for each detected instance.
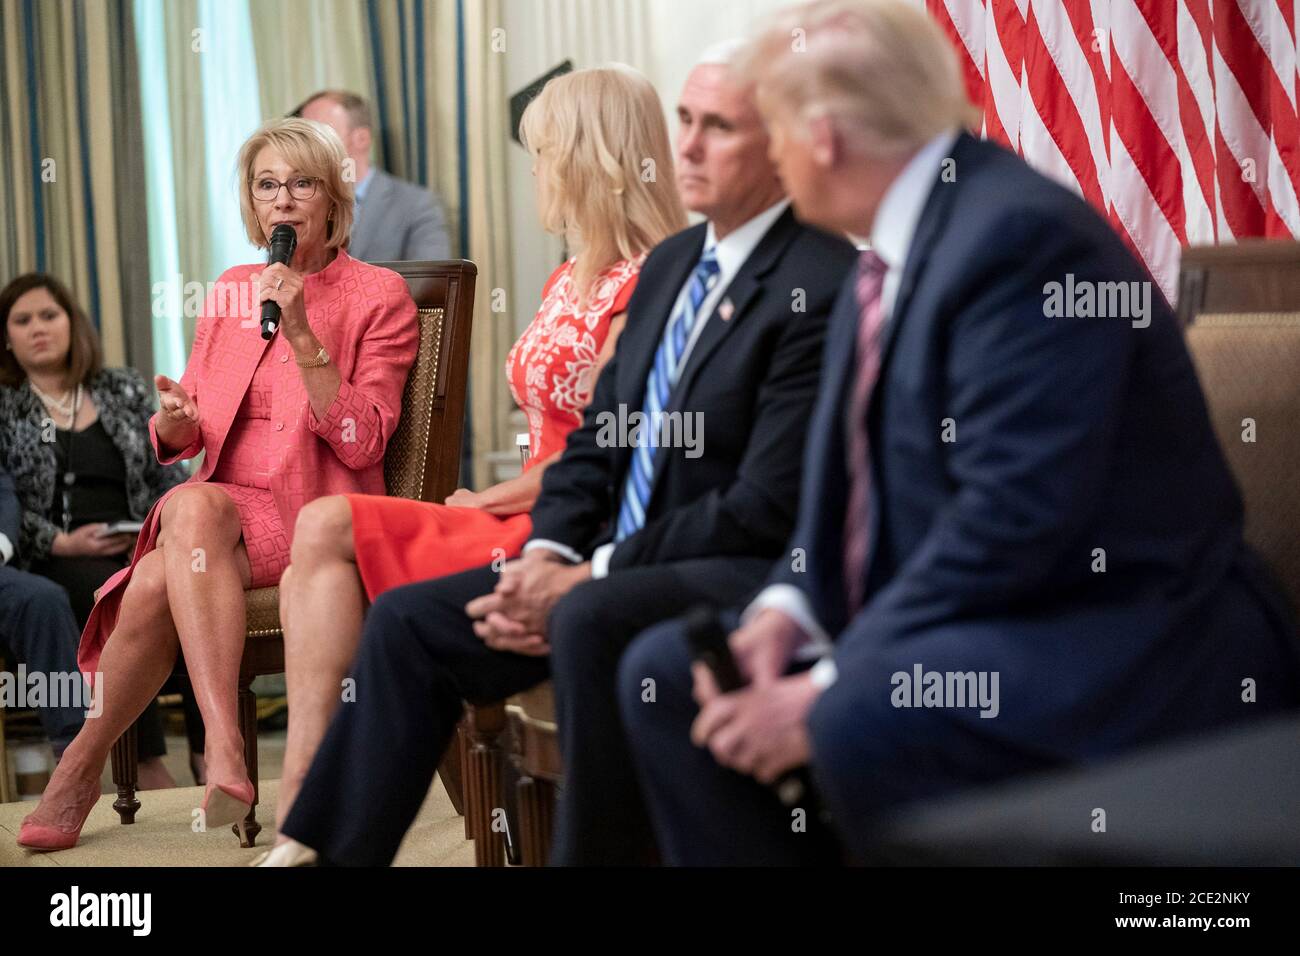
[0,465,85,760]
[620,0,1300,865]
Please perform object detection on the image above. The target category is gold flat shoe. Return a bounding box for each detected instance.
[250,838,318,867]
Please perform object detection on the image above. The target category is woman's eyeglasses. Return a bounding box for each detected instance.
[251,177,319,202]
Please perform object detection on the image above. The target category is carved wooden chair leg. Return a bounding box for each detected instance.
[0,712,12,804]
[516,775,556,867]
[465,702,507,866]
[500,736,523,866]
[458,723,471,838]
[0,711,11,805]
[233,677,261,848]
[437,721,466,817]
[111,723,140,824]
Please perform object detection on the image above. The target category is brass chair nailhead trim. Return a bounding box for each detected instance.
[1193,312,1300,328]
[384,306,445,502]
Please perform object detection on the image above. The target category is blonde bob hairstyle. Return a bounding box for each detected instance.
[519,65,687,306]
[737,0,978,160]
[237,117,355,251]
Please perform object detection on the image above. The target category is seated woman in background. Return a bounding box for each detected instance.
[0,273,190,790]
[262,64,687,862]
[17,117,418,852]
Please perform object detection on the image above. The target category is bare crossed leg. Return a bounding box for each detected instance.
[23,484,255,833]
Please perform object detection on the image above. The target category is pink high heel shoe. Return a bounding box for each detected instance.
[17,779,101,851]
[201,779,255,835]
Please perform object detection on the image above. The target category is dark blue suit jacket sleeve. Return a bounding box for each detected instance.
[528,330,624,554]
[0,465,21,553]
[767,276,857,606]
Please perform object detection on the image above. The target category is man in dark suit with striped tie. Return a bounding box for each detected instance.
[272,42,857,867]
[619,0,1299,865]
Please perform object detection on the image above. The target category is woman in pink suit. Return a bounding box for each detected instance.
[18,118,418,851]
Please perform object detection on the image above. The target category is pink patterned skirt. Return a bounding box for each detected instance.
[203,482,289,588]
[204,358,291,586]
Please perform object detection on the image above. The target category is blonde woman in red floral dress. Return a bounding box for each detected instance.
[267,65,687,847]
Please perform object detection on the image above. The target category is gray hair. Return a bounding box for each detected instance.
[696,38,749,69]
[736,0,976,158]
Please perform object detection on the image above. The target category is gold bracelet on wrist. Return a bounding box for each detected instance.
[295,346,330,369]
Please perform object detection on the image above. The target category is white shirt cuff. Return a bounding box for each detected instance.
[590,543,616,579]
[809,657,839,690]
[741,583,834,661]
[0,533,12,566]
[522,539,583,565]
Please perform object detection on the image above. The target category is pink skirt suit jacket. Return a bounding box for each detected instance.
[78,250,418,680]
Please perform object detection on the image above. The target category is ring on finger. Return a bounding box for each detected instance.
[275,278,284,290]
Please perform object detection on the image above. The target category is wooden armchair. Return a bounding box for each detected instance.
[109,259,477,846]
[1179,239,1300,619]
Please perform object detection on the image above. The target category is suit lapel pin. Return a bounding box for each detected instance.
[719,299,735,322]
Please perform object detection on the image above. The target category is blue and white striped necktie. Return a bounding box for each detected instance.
[615,246,721,541]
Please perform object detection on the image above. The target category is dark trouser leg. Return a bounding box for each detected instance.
[29,554,125,627]
[179,676,206,760]
[134,699,167,759]
[548,557,770,865]
[618,616,842,866]
[24,556,169,760]
[0,566,85,757]
[281,564,551,866]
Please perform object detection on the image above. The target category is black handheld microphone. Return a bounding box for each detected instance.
[260,224,298,340]
[684,606,814,809]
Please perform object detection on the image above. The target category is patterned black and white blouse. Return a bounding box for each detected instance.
[0,368,188,568]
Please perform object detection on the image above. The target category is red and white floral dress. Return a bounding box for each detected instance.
[347,254,644,600]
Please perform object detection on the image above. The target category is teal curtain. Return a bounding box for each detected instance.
[134,0,262,381]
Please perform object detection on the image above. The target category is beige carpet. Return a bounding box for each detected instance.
[0,732,474,867]
[0,777,473,867]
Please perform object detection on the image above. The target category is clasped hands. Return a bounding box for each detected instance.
[469,553,827,785]
[465,550,592,657]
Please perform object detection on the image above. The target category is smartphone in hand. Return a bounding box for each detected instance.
[95,520,144,538]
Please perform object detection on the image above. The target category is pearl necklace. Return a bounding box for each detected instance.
[29,381,83,429]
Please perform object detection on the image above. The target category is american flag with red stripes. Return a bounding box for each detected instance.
[914,0,1300,302]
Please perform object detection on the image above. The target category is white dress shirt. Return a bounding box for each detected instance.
[525,199,793,575]
[744,130,961,690]
[0,533,12,565]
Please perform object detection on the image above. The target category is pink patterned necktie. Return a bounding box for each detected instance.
[843,251,888,613]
